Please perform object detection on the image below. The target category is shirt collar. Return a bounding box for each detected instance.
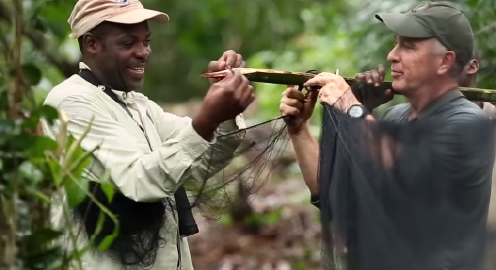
[79,62,148,105]
[416,89,464,120]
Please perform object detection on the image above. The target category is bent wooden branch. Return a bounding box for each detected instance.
[202,68,496,103]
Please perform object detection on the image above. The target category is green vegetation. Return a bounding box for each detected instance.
[1,0,495,268]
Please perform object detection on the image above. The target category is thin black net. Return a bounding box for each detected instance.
[68,116,290,268]
[185,116,289,217]
[318,101,496,270]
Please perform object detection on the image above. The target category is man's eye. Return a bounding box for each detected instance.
[144,39,151,46]
[401,42,414,49]
[121,42,134,48]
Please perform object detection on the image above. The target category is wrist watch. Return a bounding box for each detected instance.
[347,104,369,118]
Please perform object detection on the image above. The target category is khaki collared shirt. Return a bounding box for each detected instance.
[42,62,246,270]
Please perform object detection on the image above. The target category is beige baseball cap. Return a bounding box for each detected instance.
[68,0,169,39]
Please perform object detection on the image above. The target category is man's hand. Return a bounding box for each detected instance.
[352,64,394,111]
[193,70,255,140]
[279,86,319,135]
[304,72,360,113]
[207,50,246,84]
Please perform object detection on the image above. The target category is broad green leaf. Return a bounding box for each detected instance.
[100,182,115,203]
[39,105,59,123]
[28,136,59,159]
[64,174,88,209]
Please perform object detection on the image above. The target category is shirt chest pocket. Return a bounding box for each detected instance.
[111,107,159,153]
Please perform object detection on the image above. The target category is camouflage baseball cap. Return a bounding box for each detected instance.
[375,2,474,64]
[68,0,169,39]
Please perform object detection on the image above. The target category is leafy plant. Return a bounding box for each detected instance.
[0,0,119,269]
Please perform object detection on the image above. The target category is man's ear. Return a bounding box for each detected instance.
[466,59,479,75]
[82,33,101,54]
[437,51,456,75]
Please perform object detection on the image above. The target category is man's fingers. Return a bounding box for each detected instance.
[235,76,250,99]
[305,72,339,87]
[364,71,373,84]
[370,71,381,87]
[304,77,326,87]
[223,50,237,68]
[281,97,304,111]
[279,103,301,117]
[228,70,243,84]
[234,54,243,68]
[377,64,385,77]
[240,61,247,68]
[285,87,305,101]
[208,60,223,72]
[241,84,255,108]
[355,73,365,80]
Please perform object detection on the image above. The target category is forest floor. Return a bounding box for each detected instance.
[188,177,323,270]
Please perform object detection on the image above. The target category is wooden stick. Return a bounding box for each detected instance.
[202,68,496,103]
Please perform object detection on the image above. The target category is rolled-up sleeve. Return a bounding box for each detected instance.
[43,94,214,202]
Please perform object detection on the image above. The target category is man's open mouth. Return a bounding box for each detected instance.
[129,67,145,73]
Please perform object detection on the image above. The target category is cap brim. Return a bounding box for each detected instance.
[106,8,169,25]
[375,13,432,38]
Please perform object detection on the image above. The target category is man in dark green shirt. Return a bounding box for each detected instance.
[280,2,495,270]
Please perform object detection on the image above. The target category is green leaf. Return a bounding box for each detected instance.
[97,234,118,251]
[23,64,43,86]
[46,158,63,186]
[28,136,59,158]
[23,104,59,129]
[100,182,115,203]
[64,173,89,209]
[39,105,59,123]
[27,229,63,248]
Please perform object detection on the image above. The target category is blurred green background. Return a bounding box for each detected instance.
[1,0,496,269]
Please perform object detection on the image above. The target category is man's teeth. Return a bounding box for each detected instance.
[130,67,144,71]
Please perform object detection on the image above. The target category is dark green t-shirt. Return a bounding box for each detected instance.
[312,90,495,270]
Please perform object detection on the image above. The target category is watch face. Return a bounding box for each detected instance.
[349,105,365,118]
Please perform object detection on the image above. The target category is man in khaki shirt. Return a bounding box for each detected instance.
[41,0,255,269]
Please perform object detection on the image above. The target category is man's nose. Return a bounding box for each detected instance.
[134,45,151,59]
[387,45,400,63]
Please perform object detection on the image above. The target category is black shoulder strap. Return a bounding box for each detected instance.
[78,69,154,124]
[78,69,199,239]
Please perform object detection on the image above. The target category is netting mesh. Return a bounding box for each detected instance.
[318,102,496,270]
[70,116,290,268]
[186,117,289,217]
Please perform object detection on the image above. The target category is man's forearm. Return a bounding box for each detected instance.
[289,123,320,195]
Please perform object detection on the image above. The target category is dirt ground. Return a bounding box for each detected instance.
[188,178,323,270]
